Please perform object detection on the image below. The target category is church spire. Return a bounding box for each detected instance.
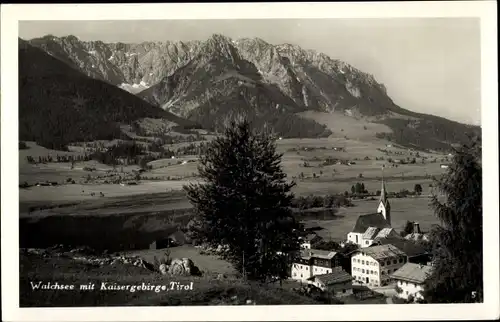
[380,165,387,203]
[377,164,391,226]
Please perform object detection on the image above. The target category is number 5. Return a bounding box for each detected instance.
[472,291,477,299]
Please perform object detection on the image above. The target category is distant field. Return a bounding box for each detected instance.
[298,110,393,141]
[305,197,440,242]
[19,181,195,206]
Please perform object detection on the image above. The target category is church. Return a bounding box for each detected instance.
[346,177,399,248]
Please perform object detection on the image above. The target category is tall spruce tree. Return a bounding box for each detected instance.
[423,136,482,302]
[184,119,301,282]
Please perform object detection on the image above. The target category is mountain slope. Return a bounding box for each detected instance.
[19,39,195,150]
[138,35,331,137]
[28,34,481,151]
[28,35,204,92]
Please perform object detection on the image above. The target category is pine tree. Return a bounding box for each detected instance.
[423,136,482,303]
[184,119,301,282]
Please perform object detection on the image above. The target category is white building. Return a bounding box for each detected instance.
[347,178,395,248]
[351,244,408,287]
[307,267,354,297]
[391,263,432,302]
[291,249,342,283]
[299,234,321,250]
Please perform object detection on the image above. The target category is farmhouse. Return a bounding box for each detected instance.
[300,233,322,249]
[403,222,429,242]
[347,178,393,247]
[391,263,432,302]
[307,267,354,297]
[370,237,430,265]
[351,244,408,287]
[291,249,343,283]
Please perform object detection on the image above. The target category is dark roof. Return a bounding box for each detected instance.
[355,244,406,260]
[304,233,321,242]
[310,249,337,259]
[309,268,353,285]
[373,237,427,257]
[391,263,433,284]
[352,213,391,233]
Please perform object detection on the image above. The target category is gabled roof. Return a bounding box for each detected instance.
[391,263,433,284]
[355,244,406,261]
[373,237,427,257]
[375,227,395,239]
[362,227,380,239]
[304,233,320,242]
[352,213,391,233]
[309,268,353,285]
[310,249,337,259]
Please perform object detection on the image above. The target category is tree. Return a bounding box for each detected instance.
[423,136,482,303]
[351,185,355,194]
[414,183,423,195]
[184,119,301,282]
[402,220,414,237]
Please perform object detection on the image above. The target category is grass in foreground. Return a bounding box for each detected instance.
[20,253,322,307]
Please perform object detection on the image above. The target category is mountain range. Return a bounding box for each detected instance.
[19,39,195,150]
[22,34,481,151]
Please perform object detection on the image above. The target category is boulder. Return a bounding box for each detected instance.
[159,263,168,275]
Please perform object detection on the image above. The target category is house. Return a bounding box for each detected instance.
[404,222,429,242]
[291,249,342,283]
[307,267,354,297]
[350,244,408,287]
[346,177,392,247]
[391,263,432,302]
[440,164,450,169]
[300,233,322,249]
[370,237,430,265]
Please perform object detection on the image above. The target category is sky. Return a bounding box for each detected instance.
[19,18,481,125]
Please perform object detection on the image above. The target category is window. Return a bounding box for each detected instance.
[399,258,403,263]
[393,260,397,265]
[362,260,365,265]
[293,273,296,277]
[306,267,308,270]
[362,269,365,273]
[381,262,385,267]
[300,274,303,278]
[365,241,369,245]
[406,291,409,295]
[382,271,385,275]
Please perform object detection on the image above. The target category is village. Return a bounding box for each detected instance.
[288,175,433,303]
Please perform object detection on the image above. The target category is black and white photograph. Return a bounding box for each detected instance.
[1,2,498,321]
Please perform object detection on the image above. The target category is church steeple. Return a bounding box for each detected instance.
[379,165,388,203]
[377,165,391,226]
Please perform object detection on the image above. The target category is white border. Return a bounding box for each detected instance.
[1,2,498,321]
